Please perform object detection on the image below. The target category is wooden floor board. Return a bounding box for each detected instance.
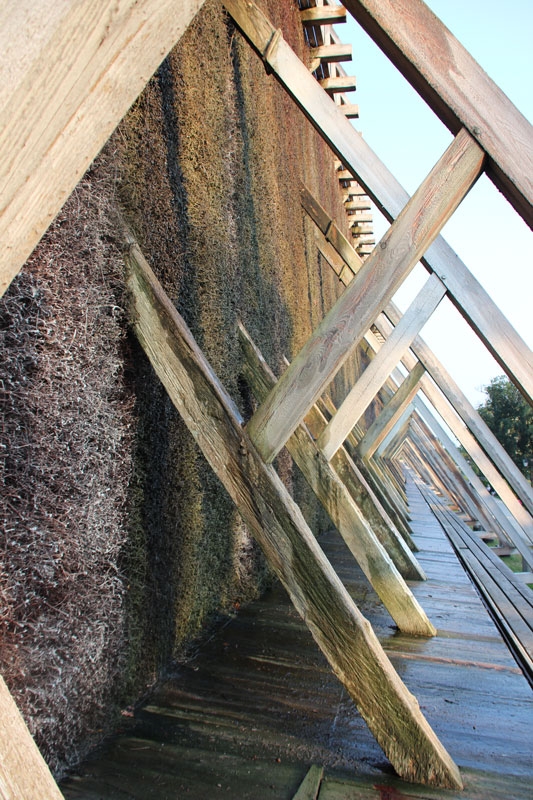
[61,479,533,799]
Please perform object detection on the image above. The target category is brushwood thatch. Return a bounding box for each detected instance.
[0,0,373,777]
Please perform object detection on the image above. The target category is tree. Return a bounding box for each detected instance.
[477,376,533,479]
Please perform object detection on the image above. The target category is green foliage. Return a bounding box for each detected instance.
[477,376,533,477]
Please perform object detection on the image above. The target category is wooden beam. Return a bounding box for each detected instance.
[300,6,347,26]
[411,400,499,533]
[358,362,426,459]
[314,391,419,555]
[247,129,482,463]
[223,1,533,404]
[319,75,357,94]
[0,675,64,800]
[318,274,445,460]
[238,323,432,627]
[378,310,533,522]
[343,0,533,227]
[126,240,462,789]
[302,186,533,530]
[345,199,372,211]
[309,43,353,64]
[0,0,206,298]
[339,103,360,119]
[292,765,324,800]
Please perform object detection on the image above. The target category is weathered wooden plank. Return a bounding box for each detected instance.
[359,363,426,459]
[345,199,371,211]
[292,765,323,800]
[343,0,533,227]
[339,103,360,119]
[381,306,533,521]
[0,0,206,298]
[319,75,357,94]
[126,241,462,788]
[319,275,445,460]
[304,192,533,540]
[300,6,347,26]
[223,0,533,404]
[309,43,353,64]
[0,675,64,800]
[238,322,432,628]
[247,129,482,463]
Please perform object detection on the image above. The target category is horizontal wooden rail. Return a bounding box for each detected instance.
[0,0,206,298]
[126,239,462,789]
[343,0,533,228]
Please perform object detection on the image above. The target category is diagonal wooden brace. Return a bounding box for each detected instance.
[126,241,462,789]
[238,321,430,608]
[246,128,483,463]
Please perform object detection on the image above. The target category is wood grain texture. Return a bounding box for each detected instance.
[0,675,63,800]
[343,0,533,227]
[238,322,432,628]
[0,0,206,297]
[381,307,533,522]
[306,197,533,542]
[412,399,498,533]
[319,275,445,460]
[292,765,323,800]
[126,242,462,788]
[247,128,483,463]
[225,1,533,404]
[359,362,426,459]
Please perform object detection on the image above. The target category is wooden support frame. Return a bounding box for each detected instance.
[411,399,500,534]
[223,0,533,406]
[343,0,533,227]
[238,322,432,627]
[126,240,462,789]
[314,395,419,554]
[0,0,207,298]
[318,275,445,460]
[301,184,533,555]
[246,128,483,463]
[379,309,533,520]
[358,362,426,459]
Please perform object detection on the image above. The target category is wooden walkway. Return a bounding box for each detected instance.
[61,479,533,799]
[419,482,533,687]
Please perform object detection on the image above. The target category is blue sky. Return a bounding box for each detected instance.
[341,0,533,406]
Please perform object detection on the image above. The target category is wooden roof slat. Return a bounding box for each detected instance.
[300,6,347,26]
